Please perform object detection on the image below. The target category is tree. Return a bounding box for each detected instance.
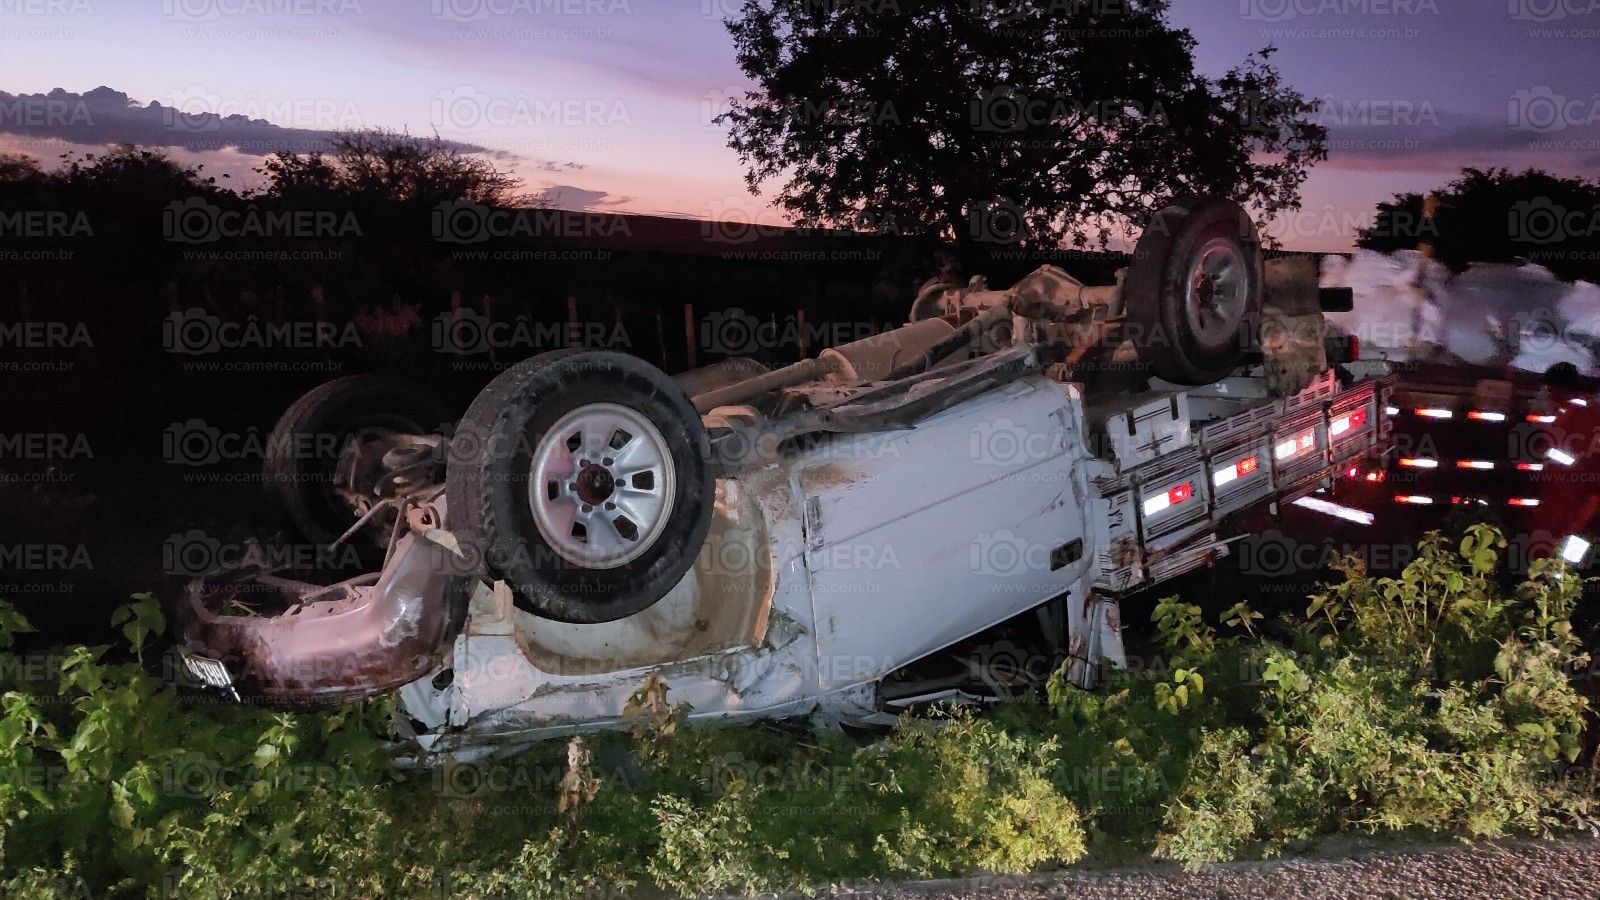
[0,154,48,219]
[43,145,229,262]
[253,129,524,207]
[50,144,224,197]
[1357,167,1600,283]
[0,153,44,184]
[718,0,1325,257]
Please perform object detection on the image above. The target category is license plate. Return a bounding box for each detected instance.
[181,652,235,692]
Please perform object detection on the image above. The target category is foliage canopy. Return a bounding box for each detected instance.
[719,0,1327,254]
[1358,167,1600,283]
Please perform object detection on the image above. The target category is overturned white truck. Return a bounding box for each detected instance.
[179,198,1392,758]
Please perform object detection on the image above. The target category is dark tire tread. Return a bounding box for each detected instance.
[263,374,450,548]
[446,350,713,624]
[1125,197,1263,386]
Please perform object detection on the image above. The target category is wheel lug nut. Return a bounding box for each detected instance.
[581,504,592,513]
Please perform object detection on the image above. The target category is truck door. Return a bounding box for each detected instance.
[797,377,1093,691]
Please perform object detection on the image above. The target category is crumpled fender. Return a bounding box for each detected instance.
[179,532,464,707]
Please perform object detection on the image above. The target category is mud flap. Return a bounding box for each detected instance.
[1066,594,1126,689]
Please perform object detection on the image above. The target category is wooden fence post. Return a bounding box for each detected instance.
[683,303,697,370]
[655,308,667,369]
[311,284,326,364]
[483,294,495,364]
[449,290,462,355]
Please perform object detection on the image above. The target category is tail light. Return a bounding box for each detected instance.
[1274,431,1316,460]
[1329,409,1367,437]
[1211,455,1259,488]
[1143,483,1194,517]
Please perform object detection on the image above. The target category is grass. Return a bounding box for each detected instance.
[1,525,1595,897]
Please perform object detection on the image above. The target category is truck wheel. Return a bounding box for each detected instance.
[264,375,452,549]
[446,350,714,624]
[1125,197,1263,385]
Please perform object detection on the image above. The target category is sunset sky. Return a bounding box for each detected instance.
[2,0,1596,250]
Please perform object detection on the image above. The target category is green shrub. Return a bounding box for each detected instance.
[1150,526,1598,865]
[0,526,1594,893]
[869,711,1086,877]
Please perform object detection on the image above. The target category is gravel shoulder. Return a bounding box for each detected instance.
[818,835,1600,900]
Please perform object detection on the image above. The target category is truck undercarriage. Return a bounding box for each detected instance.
[177,197,1394,758]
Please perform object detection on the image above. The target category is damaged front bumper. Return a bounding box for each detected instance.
[177,532,463,706]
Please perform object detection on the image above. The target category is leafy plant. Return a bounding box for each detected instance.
[719,1,1326,256]
[1153,597,1214,659]
[0,526,1594,893]
[1221,600,1263,638]
[1152,528,1597,865]
[1154,668,1205,716]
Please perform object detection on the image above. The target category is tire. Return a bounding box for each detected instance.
[446,350,714,624]
[263,375,452,549]
[1125,197,1263,385]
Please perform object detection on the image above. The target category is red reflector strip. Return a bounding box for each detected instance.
[1395,495,1434,505]
[1142,482,1194,517]
[1455,460,1495,470]
[1528,414,1557,424]
[1509,498,1541,507]
[1330,412,1362,436]
[1274,431,1317,460]
[1416,408,1453,419]
[1467,411,1507,422]
[1212,455,1259,488]
[1517,462,1545,472]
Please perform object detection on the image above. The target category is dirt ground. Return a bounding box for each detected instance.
[819,835,1600,900]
